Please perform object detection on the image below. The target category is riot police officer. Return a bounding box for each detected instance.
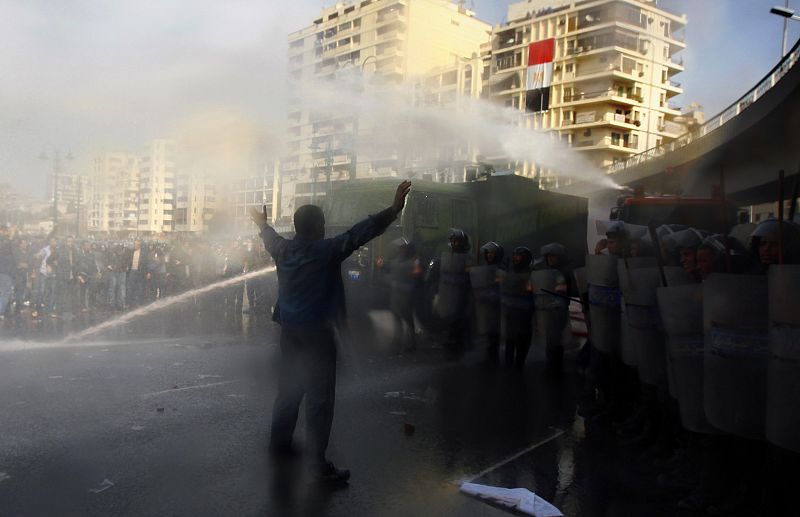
[499,247,533,370]
[750,218,800,270]
[533,242,571,370]
[387,237,423,353]
[470,242,504,362]
[436,229,473,354]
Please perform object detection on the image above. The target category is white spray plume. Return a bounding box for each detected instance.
[292,73,621,190]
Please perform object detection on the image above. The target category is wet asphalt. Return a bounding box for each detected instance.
[0,304,782,517]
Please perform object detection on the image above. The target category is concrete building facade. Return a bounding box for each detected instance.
[230,160,280,234]
[173,172,216,234]
[484,0,686,188]
[282,0,492,219]
[87,152,139,235]
[137,139,177,235]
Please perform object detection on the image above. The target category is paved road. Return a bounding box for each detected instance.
[0,307,762,517]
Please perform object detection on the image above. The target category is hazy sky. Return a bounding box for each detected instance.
[1,0,798,199]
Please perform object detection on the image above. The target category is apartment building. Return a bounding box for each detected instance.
[282,0,492,219]
[87,152,139,234]
[411,54,486,182]
[173,170,217,234]
[230,160,280,234]
[484,0,686,187]
[137,139,177,235]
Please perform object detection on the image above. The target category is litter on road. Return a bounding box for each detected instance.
[460,482,563,517]
[88,479,115,494]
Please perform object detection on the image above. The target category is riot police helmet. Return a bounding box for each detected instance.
[392,237,416,257]
[479,241,504,265]
[448,228,471,253]
[750,218,800,266]
[540,242,569,267]
[511,246,533,269]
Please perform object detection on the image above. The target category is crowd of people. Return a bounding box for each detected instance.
[0,225,276,322]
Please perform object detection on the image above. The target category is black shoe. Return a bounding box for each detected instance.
[316,461,350,485]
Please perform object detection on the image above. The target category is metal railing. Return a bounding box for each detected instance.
[604,38,800,174]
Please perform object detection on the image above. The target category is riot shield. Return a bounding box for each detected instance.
[766,265,800,452]
[703,274,769,440]
[470,265,500,337]
[531,269,568,354]
[573,267,588,298]
[617,258,657,369]
[437,252,471,320]
[658,284,717,434]
[661,267,693,398]
[586,254,620,356]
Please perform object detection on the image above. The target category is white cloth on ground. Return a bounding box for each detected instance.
[459,482,563,517]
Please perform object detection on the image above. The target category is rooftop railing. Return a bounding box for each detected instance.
[605,38,800,174]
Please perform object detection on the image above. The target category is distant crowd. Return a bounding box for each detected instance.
[0,225,275,321]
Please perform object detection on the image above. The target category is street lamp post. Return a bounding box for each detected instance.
[771,2,799,57]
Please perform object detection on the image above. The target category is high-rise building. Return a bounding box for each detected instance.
[173,170,217,234]
[87,152,139,234]
[230,160,280,234]
[411,54,486,182]
[483,0,686,188]
[47,171,89,215]
[282,0,492,219]
[138,139,177,235]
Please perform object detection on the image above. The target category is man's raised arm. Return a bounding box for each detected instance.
[333,181,411,262]
[249,206,285,259]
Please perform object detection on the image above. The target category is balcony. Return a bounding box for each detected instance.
[663,80,683,96]
[657,120,685,137]
[560,89,642,107]
[571,135,639,152]
[659,102,681,115]
[666,57,684,72]
[561,112,641,129]
[377,10,405,24]
[377,44,403,59]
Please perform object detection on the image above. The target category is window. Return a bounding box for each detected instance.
[611,132,621,145]
[565,63,574,73]
[622,57,635,74]
[413,194,438,228]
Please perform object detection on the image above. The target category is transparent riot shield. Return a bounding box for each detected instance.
[766,265,800,452]
[531,269,568,355]
[658,283,717,434]
[660,267,694,398]
[470,265,500,337]
[573,267,588,298]
[704,274,769,440]
[437,253,470,320]
[617,258,657,369]
[586,254,620,356]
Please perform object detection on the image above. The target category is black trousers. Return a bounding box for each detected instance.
[270,326,337,464]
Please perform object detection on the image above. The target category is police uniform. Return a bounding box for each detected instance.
[436,229,473,353]
[499,247,533,369]
[470,242,504,361]
[388,238,422,352]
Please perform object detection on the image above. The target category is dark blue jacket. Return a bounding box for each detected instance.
[259,207,396,329]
